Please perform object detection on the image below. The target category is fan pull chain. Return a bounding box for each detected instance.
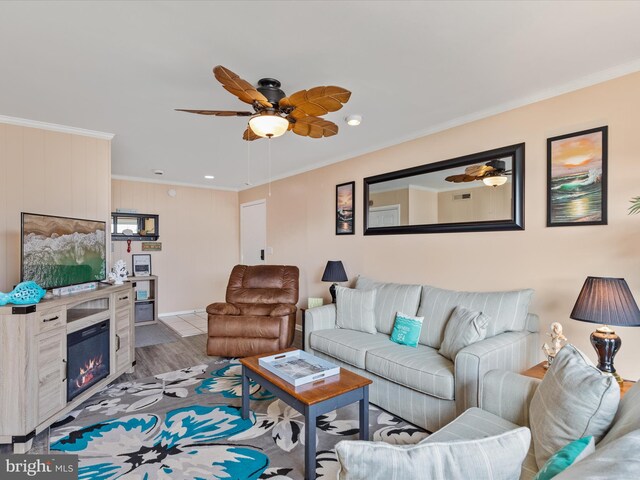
[268,135,272,197]
[246,129,251,186]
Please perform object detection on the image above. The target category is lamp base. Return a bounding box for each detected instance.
[590,327,623,387]
[329,283,337,304]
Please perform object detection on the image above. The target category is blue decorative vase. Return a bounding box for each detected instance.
[0,281,46,306]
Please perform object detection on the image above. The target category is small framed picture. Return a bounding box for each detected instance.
[132,254,152,276]
[336,181,355,235]
[547,126,608,226]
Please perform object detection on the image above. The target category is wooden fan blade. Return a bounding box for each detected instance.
[465,164,495,177]
[292,116,338,138]
[213,65,272,108]
[242,126,261,141]
[445,174,478,183]
[175,109,253,116]
[286,86,351,119]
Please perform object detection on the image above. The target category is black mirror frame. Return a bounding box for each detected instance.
[363,143,525,235]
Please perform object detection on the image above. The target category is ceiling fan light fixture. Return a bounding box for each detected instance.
[345,114,362,126]
[483,174,508,187]
[248,113,289,138]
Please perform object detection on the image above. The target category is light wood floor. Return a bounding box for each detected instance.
[0,323,302,454]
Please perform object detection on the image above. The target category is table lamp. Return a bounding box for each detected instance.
[321,261,348,303]
[570,276,640,385]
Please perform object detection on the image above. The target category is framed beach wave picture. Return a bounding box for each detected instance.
[336,181,355,235]
[547,126,608,227]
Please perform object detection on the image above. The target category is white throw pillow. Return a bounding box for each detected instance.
[439,305,489,360]
[335,286,377,334]
[335,427,531,480]
[529,344,620,469]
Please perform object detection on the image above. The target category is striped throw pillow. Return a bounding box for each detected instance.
[335,286,377,334]
[439,306,489,360]
[335,427,531,480]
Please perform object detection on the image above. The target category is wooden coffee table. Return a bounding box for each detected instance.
[240,349,372,480]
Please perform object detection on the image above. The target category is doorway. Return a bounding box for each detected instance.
[240,199,267,265]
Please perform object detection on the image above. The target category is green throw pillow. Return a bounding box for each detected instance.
[390,312,424,347]
[534,437,595,480]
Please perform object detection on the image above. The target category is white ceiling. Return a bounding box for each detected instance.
[1,1,640,190]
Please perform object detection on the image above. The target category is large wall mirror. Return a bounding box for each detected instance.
[363,143,525,235]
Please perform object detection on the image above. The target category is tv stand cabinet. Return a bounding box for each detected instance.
[0,283,135,453]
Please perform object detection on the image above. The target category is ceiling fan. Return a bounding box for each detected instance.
[176,66,351,141]
[445,159,512,187]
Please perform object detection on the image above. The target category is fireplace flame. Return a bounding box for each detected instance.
[75,354,104,388]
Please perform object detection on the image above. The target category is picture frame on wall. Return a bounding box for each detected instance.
[547,126,608,227]
[132,254,152,276]
[336,181,355,235]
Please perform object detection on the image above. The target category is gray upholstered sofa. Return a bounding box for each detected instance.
[426,368,640,479]
[304,277,539,432]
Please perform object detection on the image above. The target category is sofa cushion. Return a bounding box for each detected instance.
[309,329,392,369]
[553,430,640,480]
[390,312,424,348]
[336,286,377,334]
[365,343,454,400]
[529,344,619,469]
[424,406,538,479]
[598,380,640,448]
[417,285,534,348]
[439,306,489,360]
[335,426,531,480]
[355,276,422,335]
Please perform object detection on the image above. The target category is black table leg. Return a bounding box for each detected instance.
[241,365,250,420]
[359,386,369,440]
[304,403,317,480]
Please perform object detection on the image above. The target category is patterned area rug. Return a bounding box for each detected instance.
[50,359,428,479]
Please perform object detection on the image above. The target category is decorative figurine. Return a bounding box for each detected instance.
[108,259,129,285]
[542,322,568,368]
[0,281,46,306]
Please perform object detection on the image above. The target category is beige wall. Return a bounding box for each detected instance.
[369,189,409,224]
[438,183,511,223]
[240,72,640,380]
[111,180,239,314]
[408,187,438,224]
[0,123,111,291]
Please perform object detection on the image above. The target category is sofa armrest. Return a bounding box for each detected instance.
[304,304,337,352]
[455,330,538,415]
[480,370,540,428]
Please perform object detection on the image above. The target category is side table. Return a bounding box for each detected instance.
[522,361,635,398]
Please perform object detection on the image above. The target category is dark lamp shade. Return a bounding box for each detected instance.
[321,261,348,283]
[570,276,640,327]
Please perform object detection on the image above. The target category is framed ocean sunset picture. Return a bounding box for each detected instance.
[336,181,355,235]
[547,126,608,226]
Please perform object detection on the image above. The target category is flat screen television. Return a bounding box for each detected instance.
[21,213,107,290]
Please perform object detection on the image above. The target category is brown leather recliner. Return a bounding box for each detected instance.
[206,264,300,357]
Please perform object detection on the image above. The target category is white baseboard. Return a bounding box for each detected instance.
[158,308,206,318]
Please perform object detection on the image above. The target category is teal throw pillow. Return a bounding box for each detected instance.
[390,312,424,347]
[534,436,595,480]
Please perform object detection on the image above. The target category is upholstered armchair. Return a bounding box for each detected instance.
[206,264,300,357]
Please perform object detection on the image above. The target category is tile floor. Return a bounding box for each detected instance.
[159,311,208,337]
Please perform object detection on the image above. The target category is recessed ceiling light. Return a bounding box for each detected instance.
[204,175,215,179]
[345,114,362,126]
[153,169,164,176]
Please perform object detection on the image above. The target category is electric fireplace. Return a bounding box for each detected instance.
[67,320,110,401]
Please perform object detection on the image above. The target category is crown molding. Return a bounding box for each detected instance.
[111,174,239,192]
[0,114,114,140]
